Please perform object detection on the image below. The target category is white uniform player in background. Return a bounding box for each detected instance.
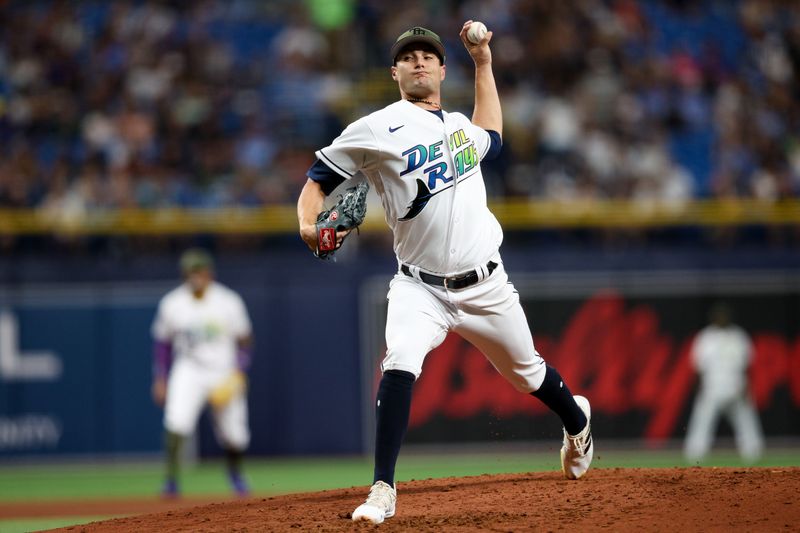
[684,303,764,463]
[151,248,254,498]
[298,23,594,525]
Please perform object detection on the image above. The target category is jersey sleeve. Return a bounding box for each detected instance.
[307,158,346,196]
[689,331,706,371]
[694,331,723,374]
[740,329,754,366]
[151,298,173,342]
[315,118,378,180]
[466,120,493,160]
[230,294,253,339]
[484,130,502,160]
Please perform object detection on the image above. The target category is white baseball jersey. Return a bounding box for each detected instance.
[152,281,252,372]
[691,324,753,394]
[316,99,502,275]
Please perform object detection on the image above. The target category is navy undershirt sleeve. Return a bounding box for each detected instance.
[307,158,346,196]
[484,130,502,161]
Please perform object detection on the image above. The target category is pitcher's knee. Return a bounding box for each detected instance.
[381,348,424,379]
[381,360,422,379]
[507,359,547,393]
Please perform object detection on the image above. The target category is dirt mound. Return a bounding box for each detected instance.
[52,467,799,532]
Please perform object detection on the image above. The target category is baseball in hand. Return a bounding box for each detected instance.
[467,21,488,44]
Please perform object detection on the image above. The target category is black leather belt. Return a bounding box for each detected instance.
[401,261,498,290]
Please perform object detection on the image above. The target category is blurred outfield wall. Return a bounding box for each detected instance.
[0,243,799,459]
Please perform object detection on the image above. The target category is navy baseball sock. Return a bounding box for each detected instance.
[225,448,244,477]
[531,365,588,435]
[373,369,415,486]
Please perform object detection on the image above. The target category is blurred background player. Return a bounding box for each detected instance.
[684,303,764,464]
[151,248,254,497]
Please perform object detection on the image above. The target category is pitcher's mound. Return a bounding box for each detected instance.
[57,467,800,532]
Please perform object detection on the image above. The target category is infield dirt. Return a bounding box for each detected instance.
[41,467,800,532]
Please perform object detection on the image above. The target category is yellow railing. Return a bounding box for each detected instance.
[490,199,800,229]
[1,199,799,235]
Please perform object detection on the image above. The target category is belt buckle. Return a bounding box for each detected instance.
[445,273,464,289]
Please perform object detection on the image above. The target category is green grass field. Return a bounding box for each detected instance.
[1,446,798,533]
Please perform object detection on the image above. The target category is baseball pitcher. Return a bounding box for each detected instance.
[151,248,253,498]
[297,22,594,524]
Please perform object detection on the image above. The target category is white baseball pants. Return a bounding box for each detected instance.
[164,358,250,450]
[382,260,547,393]
[684,387,764,463]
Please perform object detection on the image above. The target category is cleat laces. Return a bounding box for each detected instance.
[364,481,394,510]
[566,424,592,456]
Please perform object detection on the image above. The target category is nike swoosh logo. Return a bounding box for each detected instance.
[389,125,405,133]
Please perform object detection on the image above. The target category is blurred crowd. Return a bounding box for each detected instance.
[2,0,800,218]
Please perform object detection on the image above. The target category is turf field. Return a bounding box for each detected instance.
[1,445,798,532]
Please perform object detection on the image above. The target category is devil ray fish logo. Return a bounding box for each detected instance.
[399,175,478,221]
[398,140,450,221]
[400,179,448,220]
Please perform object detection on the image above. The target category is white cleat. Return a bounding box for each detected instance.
[561,395,594,480]
[352,480,396,524]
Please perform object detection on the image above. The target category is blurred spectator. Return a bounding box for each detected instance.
[684,303,764,464]
[1,0,799,216]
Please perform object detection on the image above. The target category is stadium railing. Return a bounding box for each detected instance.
[0,199,799,235]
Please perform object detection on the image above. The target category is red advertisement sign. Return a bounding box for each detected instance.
[404,292,800,444]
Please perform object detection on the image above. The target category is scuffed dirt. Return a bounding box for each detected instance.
[33,467,800,532]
